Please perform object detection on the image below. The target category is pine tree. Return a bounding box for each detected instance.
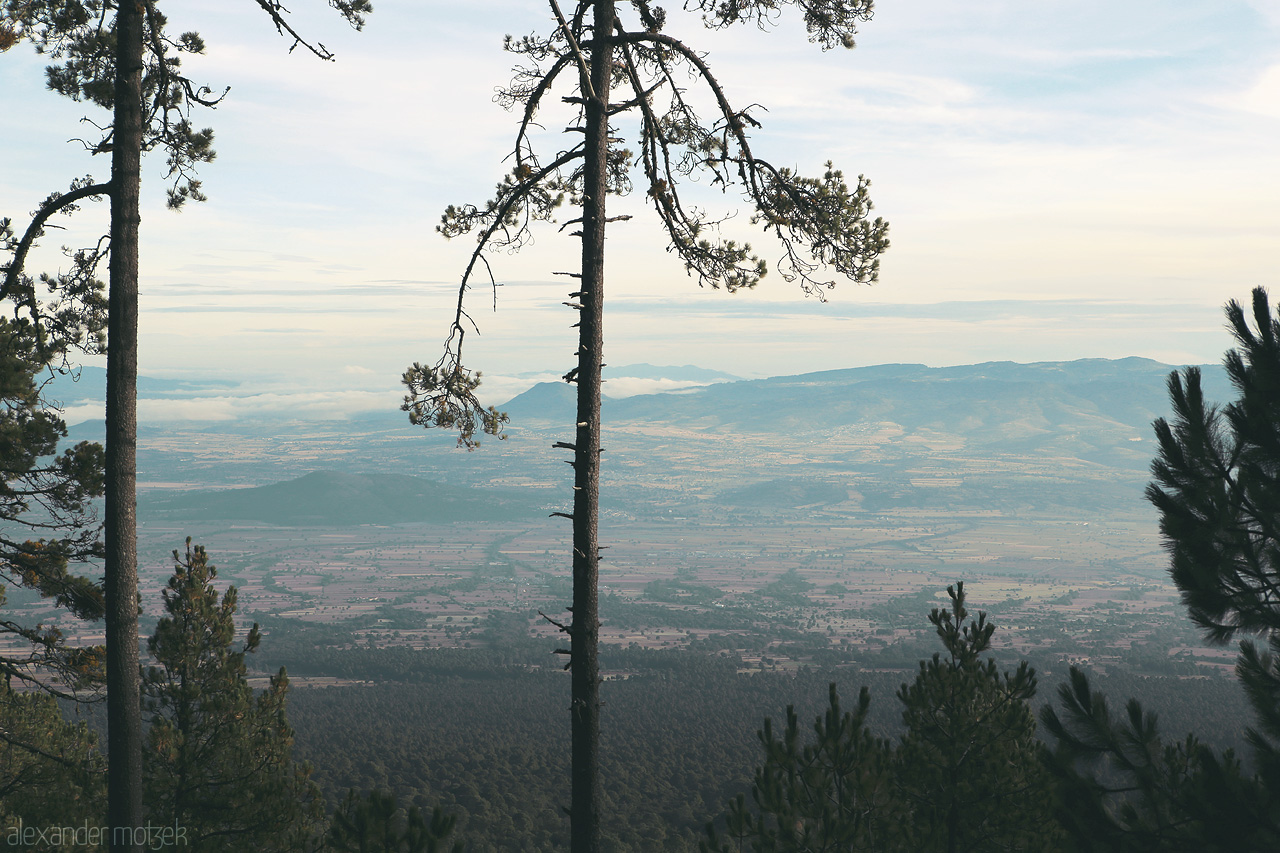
[1146,286,1280,641]
[5,7,371,846]
[405,5,889,848]
[895,583,1055,853]
[1040,287,1280,850]
[701,683,899,853]
[1148,285,1280,828]
[0,680,106,851]
[0,309,105,689]
[702,584,1054,852]
[2,65,109,689]
[143,540,323,853]
[327,789,463,853]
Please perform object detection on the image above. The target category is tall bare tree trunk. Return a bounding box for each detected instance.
[570,3,614,851]
[106,3,144,850]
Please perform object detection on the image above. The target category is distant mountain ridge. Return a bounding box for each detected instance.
[145,471,542,527]
[500,363,741,420]
[60,358,1234,501]
[499,357,1227,468]
[86,356,1237,516]
[52,360,1226,451]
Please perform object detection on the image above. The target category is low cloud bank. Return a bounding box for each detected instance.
[62,389,401,425]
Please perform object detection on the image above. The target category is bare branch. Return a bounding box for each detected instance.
[513,52,576,170]
[249,0,370,60]
[549,0,597,102]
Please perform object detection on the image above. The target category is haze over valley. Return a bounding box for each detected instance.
[14,357,1235,686]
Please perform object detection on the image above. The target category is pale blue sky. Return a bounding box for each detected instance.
[4,0,1279,419]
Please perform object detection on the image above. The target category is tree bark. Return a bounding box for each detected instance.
[106,2,144,851]
[570,3,614,851]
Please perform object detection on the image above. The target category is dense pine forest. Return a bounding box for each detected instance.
[7,586,1262,851]
[281,646,1253,851]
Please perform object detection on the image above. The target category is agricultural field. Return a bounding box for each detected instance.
[87,500,1209,680]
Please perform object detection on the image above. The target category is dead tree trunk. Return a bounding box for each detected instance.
[105,2,144,850]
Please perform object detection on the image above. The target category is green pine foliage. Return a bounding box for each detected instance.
[1040,287,1280,850]
[0,681,105,851]
[702,583,1055,852]
[1,217,107,690]
[1146,287,1280,800]
[144,540,324,852]
[328,789,463,853]
[701,683,900,852]
[1146,286,1280,642]
[895,584,1055,853]
[1041,667,1276,852]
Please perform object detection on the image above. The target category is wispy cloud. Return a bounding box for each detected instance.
[1216,62,1280,117]
[148,304,394,314]
[7,0,1275,400]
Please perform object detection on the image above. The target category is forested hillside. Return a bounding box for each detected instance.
[280,648,1249,852]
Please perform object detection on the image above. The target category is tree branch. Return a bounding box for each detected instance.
[2,181,110,305]
[249,0,363,60]
[403,146,585,448]
[548,0,597,103]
